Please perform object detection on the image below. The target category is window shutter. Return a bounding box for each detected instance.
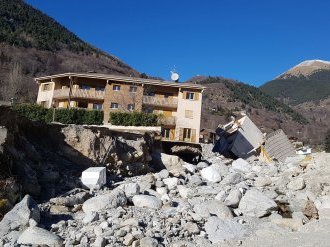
[194,92,199,101]
[191,129,196,143]
[183,91,187,99]
[170,129,175,140]
[179,128,184,141]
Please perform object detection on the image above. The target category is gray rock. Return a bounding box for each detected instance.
[254,176,272,187]
[221,172,243,185]
[196,161,209,170]
[184,222,200,234]
[194,200,233,219]
[158,169,170,179]
[224,189,242,208]
[287,178,306,191]
[200,166,222,183]
[82,188,127,212]
[93,236,106,247]
[177,185,195,199]
[122,183,141,198]
[17,227,63,247]
[0,195,40,237]
[189,175,203,186]
[231,158,252,173]
[152,152,186,176]
[132,195,162,209]
[83,211,99,224]
[239,190,277,217]
[205,216,247,243]
[140,236,158,247]
[183,162,196,173]
[163,177,179,190]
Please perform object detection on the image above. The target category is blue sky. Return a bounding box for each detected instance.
[26,0,330,85]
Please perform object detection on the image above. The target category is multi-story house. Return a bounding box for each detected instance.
[35,72,205,143]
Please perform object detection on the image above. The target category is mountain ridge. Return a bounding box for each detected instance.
[0,0,140,102]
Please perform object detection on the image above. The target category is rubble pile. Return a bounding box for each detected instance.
[1,144,330,246]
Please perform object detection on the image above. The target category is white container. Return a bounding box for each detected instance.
[81,167,106,189]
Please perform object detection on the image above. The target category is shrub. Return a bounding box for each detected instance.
[109,112,158,126]
[325,130,330,152]
[12,103,52,122]
[12,103,103,125]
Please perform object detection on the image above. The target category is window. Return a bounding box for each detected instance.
[185,110,194,119]
[42,83,52,91]
[111,102,119,109]
[78,101,88,109]
[81,85,91,90]
[127,104,135,111]
[93,103,103,110]
[186,92,195,100]
[183,128,192,140]
[162,128,170,139]
[129,86,137,93]
[113,85,121,91]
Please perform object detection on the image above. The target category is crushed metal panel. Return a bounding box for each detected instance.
[264,129,295,162]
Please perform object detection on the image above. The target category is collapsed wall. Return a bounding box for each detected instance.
[0,106,158,215]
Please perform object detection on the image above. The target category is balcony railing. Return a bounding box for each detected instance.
[159,116,176,126]
[143,95,178,108]
[53,88,105,100]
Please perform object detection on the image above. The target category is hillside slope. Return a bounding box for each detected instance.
[190,76,327,144]
[260,60,330,105]
[0,0,140,102]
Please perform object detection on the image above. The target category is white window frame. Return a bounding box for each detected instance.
[183,128,192,140]
[127,104,135,111]
[113,85,121,91]
[110,102,119,109]
[186,92,195,100]
[129,86,137,93]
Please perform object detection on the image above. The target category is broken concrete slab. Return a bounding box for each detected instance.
[264,129,296,163]
[81,167,106,189]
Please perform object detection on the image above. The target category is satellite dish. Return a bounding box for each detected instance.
[171,72,179,82]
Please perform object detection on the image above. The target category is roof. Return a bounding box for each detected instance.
[35,72,206,90]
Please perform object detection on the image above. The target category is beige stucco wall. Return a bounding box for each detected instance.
[175,89,203,143]
[36,81,55,108]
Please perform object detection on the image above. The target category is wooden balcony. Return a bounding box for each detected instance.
[159,116,176,126]
[143,95,178,108]
[53,88,105,100]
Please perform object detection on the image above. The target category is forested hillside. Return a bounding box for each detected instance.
[0,0,139,102]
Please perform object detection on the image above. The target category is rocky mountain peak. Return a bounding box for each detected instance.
[277,59,330,79]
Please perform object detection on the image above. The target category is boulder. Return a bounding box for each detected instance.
[151,152,186,176]
[177,185,195,199]
[205,216,247,243]
[231,158,252,173]
[238,190,277,217]
[82,188,127,213]
[163,177,179,190]
[50,191,90,206]
[120,183,140,198]
[17,227,63,247]
[224,189,242,208]
[183,162,196,173]
[132,195,162,209]
[140,236,158,247]
[0,195,40,237]
[83,211,99,224]
[254,176,272,187]
[200,166,222,183]
[194,200,233,219]
[287,178,306,191]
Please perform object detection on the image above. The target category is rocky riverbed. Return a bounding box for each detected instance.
[1,143,330,246]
